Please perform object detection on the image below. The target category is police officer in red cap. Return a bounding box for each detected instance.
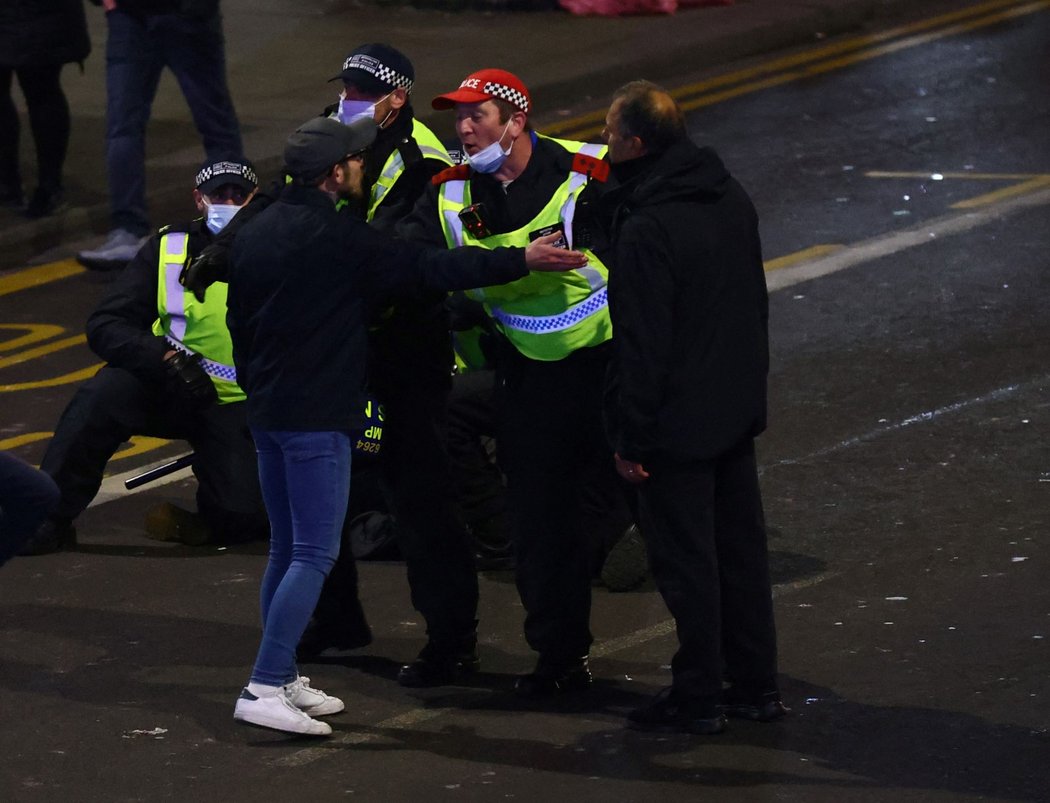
[398,69,623,697]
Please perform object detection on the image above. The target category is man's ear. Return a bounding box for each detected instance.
[508,110,528,138]
[192,188,206,213]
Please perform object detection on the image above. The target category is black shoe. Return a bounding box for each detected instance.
[24,186,66,218]
[19,518,76,556]
[719,687,789,722]
[514,656,592,697]
[297,617,373,660]
[627,687,726,735]
[397,640,480,688]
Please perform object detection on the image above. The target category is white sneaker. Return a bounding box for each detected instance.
[76,228,147,270]
[285,675,345,717]
[233,686,332,736]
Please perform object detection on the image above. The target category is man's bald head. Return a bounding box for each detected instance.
[610,80,687,157]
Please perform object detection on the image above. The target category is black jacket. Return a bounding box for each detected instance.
[226,184,529,432]
[601,139,769,463]
[0,0,90,68]
[355,104,457,391]
[87,218,212,385]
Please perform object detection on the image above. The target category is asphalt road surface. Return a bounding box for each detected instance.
[0,5,1048,801]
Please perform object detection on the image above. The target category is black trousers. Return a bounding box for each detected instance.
[497,342,622,663]
[39,365,264,530]
[0,64,70,192]
[313,372,479,645]
[637,438,778,703]
[446,369,508,542]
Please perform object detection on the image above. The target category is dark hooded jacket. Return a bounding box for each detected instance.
[600,137,769,464]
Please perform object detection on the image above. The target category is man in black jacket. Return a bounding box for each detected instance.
[227,116,586,735]
[21,157,266,555]
[600,81,787,734]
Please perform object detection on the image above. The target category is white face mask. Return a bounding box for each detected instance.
[465,119,514,174]
[337,91,392,127]
[204,201,241,234]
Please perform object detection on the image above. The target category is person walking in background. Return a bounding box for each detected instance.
[0,0,91,218]
[77,0,242,270]
[599,81,786,735]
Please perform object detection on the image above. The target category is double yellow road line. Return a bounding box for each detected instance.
[545,0,1049,141]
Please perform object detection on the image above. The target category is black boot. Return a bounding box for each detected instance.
[24,185,66,218]
[297,602,373,660]
[18,517,76,556]
[514,655,592,697]
[397,638,480,688]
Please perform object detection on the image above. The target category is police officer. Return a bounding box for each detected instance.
[297,46,487,679]
[398,69,622,696]
[21,158,267,555]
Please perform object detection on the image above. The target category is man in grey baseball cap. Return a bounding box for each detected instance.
[283,117,378,186]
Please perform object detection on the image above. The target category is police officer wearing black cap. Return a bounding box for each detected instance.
[326,43,453,228]
[20,157,267,555]
[298,45,481,683]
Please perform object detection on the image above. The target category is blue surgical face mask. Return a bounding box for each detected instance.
[337,91,392,126]
[204,201,241,234]
[466,119,514,174]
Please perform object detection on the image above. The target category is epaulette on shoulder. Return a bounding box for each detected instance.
[571,152,610,183]
[432,164,471,185]
[158,221,194,236]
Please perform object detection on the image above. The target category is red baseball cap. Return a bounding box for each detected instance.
[431,69,531,114]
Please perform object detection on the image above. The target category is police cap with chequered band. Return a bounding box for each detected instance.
[329,43,415,95]
[195,158,258,194]
[431,68,531,115]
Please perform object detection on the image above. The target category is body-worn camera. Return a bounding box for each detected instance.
[458,203,492,239]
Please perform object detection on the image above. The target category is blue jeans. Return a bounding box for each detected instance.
[249,430,351,687]
[105,9,242,235]
[0,451,59,567]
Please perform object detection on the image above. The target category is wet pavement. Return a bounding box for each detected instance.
[2,0,1050,800]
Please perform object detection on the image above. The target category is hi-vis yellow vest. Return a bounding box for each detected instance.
[367,119,452,221]
[150,230,244,404]
[436,137,612,362]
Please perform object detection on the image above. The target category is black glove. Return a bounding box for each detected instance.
[164,350,218,409]
[179,241,230,303]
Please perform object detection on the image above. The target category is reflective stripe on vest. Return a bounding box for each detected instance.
[368,119,452,221]
[152,232,243,403]
[161,232,190,342]
[437,139,611,360]
[164,335,238,383]
[491,286,609,335]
